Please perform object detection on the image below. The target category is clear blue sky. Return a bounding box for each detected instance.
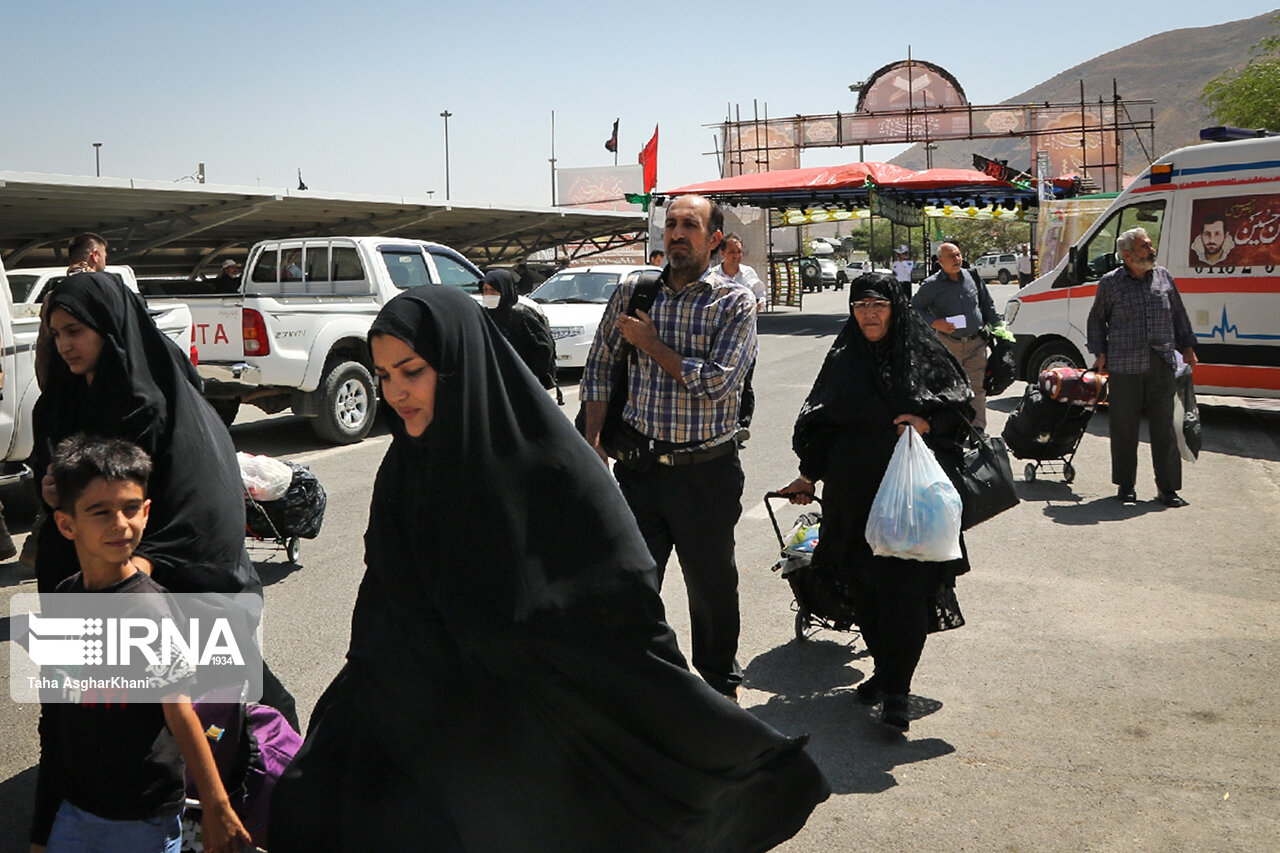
[2,1,1276,207]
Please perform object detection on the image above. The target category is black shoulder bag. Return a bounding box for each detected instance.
[940,420,1020,529]
[968,270,1016,395]
[573,275,662,459]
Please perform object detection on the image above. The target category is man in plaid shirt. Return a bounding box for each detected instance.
[582,194,757,701]
[1087,226,1198,507]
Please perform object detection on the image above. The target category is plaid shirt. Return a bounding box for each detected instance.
[582,265,757,448]
[1087,265,1196,374]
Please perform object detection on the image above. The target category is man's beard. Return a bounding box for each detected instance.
[668,246,708,276]
[1131,256,1155,274]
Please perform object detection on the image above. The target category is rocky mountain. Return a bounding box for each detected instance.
[891,10,1280,175]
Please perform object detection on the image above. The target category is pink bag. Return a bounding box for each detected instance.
[1038,367,1108,405]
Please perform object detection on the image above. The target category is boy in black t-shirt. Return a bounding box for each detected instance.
[31,435,250,853]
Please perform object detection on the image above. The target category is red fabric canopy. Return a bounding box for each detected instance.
[890,167,1011,190]
[665,162,918,196]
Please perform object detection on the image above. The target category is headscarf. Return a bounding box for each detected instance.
[285,285,829,851]
[32,272,256,594]
[480,268,519,319]
[793,272,973,473]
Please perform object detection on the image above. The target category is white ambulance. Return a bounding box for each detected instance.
[1005,132,1280,399]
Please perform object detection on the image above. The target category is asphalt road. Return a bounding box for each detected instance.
[1,286,1277,851]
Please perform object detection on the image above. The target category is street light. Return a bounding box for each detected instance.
[92,142,102,177]
[924,142,938,170]
[440,110,452,201]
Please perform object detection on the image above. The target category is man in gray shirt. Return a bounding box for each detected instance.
[911,242,999,429]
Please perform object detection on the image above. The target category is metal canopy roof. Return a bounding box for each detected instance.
[0,172,647,277]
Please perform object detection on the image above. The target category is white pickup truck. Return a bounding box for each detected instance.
[0,262,194,486]
[189,236,493,444]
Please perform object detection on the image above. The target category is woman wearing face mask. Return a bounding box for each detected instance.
[268,286,829,851]
[480,268,560,402]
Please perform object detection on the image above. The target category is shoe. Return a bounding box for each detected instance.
[855,676,884,706]
[881,694,910,731]
[722,685,743,704]
[1117,486,1137,504]
[1158,491,1189,508]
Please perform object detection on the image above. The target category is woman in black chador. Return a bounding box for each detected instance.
[33,272,257,597]
[480,267,560,400]
[29,271,297,846]
[779,273,974,731]
[269,286,829,852]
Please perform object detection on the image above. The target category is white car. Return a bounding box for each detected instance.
[974,252,1018,284]
[531,264,661,368]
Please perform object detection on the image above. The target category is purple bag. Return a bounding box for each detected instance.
[186,699,302,847]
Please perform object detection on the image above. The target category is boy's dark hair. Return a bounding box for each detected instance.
[52,434,152,513]
[67,232,108,264]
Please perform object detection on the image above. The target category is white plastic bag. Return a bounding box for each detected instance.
[237,452,294,501]
[865,426,963,562]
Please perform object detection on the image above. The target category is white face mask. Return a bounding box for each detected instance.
[482,293,502,309]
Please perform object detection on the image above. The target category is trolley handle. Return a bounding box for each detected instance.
[763,490,822,550]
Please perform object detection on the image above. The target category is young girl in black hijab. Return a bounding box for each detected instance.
[779,273,974,731]
[269,285,829,852]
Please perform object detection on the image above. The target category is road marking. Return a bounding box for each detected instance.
[289,435,392,464]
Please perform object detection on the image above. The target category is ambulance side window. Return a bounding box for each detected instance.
[1078,201,1166,282]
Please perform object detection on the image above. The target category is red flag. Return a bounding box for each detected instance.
[604,118,619,153]
[638,125,658,193]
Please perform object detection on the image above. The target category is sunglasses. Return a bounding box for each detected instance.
[851,300,892,312]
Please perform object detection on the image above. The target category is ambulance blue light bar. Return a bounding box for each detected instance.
[1200,126,1277,142]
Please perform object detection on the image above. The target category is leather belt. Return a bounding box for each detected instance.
[947,330,983,341]
[654,440,736,467]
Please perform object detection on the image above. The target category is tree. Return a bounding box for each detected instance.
[1201,22,1280,130]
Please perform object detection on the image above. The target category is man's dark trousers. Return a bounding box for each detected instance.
[614,451,744,695]
[1106,351,1181,494]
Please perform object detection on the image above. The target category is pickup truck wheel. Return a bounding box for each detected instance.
[998,269,1011,284]
[210,398,240,428]
[312,361,376,444]
[1027,340,1084,381]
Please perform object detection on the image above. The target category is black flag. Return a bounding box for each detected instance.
[604,118,619,153]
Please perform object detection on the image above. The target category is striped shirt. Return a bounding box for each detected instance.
[582,265,757,448]
[1087,265,1195,374]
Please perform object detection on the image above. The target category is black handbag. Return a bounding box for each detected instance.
[942,423,1020,529]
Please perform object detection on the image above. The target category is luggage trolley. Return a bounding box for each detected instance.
[241,459,327,565]
[1001,368,1107,483]
[245,494,304,564]
[764,492,859,642]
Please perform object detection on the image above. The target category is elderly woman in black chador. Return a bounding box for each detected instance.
[779,273,974,731]
[269,286,829,852]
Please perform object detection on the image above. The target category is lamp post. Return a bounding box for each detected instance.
[440,110,452,201]
[92,142,102,177]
